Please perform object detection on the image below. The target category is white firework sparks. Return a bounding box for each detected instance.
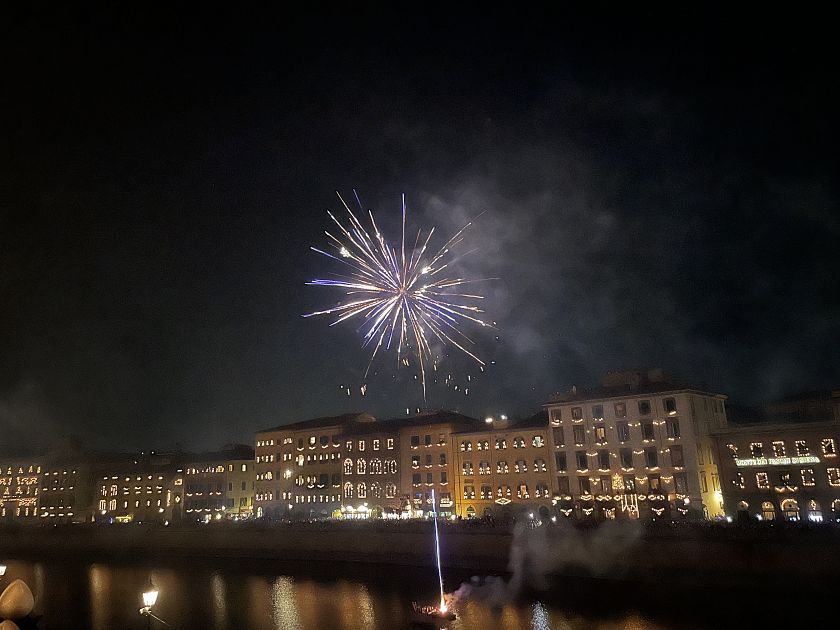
[304,191,490,398]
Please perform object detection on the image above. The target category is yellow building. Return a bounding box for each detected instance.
[397,411,482,518]
[545,369,728,520]
[183,445,255,522]
[453,414,552,521]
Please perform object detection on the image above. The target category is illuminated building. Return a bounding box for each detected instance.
[0,460,42,522]
[255,413,371,519]
[183,445,255,521]
[714,396,840,522]
[545,369,728,520]
[94,450,186,524]
[453,413,552,521]
[255,410,481,519]
[397,411,483,518]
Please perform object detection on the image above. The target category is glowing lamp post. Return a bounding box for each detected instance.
[139,581,160,629]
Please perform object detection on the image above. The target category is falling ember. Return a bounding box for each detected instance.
[304,191,491,398]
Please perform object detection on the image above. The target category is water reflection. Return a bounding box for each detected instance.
[0,559,689,629]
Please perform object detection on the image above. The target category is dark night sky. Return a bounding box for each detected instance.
[2,7,838,451]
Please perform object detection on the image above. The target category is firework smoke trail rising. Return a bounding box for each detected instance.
[303,191,492,400]
[432,488,447,613]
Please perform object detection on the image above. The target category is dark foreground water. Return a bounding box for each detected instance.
[0,557,825,629]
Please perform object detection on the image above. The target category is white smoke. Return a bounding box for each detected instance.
[448,519,642,608]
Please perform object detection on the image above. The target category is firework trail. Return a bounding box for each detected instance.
[304,191,490,399]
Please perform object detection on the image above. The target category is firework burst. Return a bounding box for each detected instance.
[304,191,491,399]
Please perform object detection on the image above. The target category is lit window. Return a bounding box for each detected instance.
[750,442,764,458]
[663,398,677,415]
[495,439,507,450]
[461,441,472,452]
[513,436,525,448]
[462,462,473,476]
[772,441,786,458]
[734,472,745,489]
[756,472,770,489]
[387,438,394,449]
[821,438,837,456]
[828,468,840,487]
[795,441,809,456]
[373,439,380,450]
[344,459,353,475]
[726,443,738,458]
[801,469,815,487]
[594,425,607,444]
[356,459,366,475]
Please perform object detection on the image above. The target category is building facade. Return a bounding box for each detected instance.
[339,423,401,517]
[714,420,840,522]
[95,451,185,524]
[254,413,370,519]
[545,369,728,520]
[0,460,42,522]
[183,445,255,522]
[453,415,553,521]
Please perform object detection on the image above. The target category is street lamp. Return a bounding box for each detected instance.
[139,580,159,629]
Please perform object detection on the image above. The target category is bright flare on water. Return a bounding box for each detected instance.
[304,191,489,398]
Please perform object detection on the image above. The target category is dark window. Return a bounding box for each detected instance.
[575,451,588,470]
[666,419,681,439]
[592,404,604,420]
[670,445,684,467]
[320,435,329,446]
[614,402,627,418]
[648,475,661,491]
[642,422,655,440]
[552,427,564,446]
[573,425,585,444]
[412,473,421,484]
[597,450,610,469]
[424,435,432,446]
[638,400,651,415]
[425,454,432,465]
[664,398,677,415]
[616,421,630,442]
[674,473,688,493]
[644,447,658,467]
[555,452,567,472]
[440,471,447,483]
[578,477,590,494]
[411,435,420,447]
[620,448,633,468]
[557,476,570,494]
[572,407,583,420]
[241,481,247,491]
[439,453,447,465]
[426,473,433,483]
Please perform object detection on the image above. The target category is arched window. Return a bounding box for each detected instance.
[370,458,382,474]
[513,436,525,448]
[517,483,530,499]
[496,460,509,474]
[497,484,511,497]
[495,439,507,450]
[344,482,353,498]
[461,441,472,452]
[357,483,367,499]
[344,459,353,475]
[536,483,549,498]
[480,485,492,499]
[781,499,799,521]
[760,500,774,521]
[532,435,545,448]
[478,461,490,475]
[385,482,396,498]
[534,458,547,472]
[462,461,473,475]
[807,499,822,522]
[466,506,476,519]
[356,458,366,475]
[514,460,527,473]
[371,482,382,499]
[387,460,397,474]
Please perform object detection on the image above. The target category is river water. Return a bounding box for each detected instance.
[0,557,817,629]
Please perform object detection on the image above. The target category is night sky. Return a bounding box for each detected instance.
[3,8,838,452]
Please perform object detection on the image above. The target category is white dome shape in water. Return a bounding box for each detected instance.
[0,580,34,620]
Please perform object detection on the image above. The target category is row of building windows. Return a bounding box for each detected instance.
[411,473,448,485]
[730,439,837,459]
[461,459,548,474]
[463,483,550,500]
[554,446,685,471]
[736,468,840,489]
[555,473,691,495]
[551,419,681,446]
[343,482,397,499]
[342,459,398,475]
[551,397,691,423]
[460,436,545,451]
